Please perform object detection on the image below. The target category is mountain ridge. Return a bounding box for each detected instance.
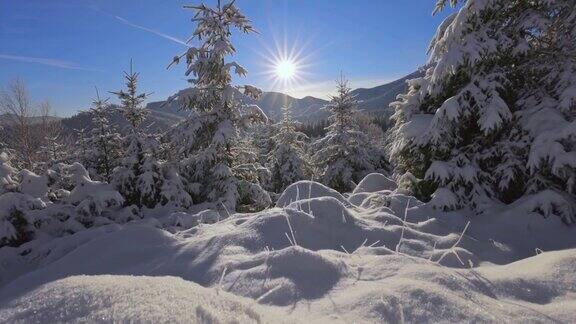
[60,70,420,133]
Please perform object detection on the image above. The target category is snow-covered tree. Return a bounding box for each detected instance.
[36,135,67,172]
[167,1,269,211]
[251,122,276,166]
[111,63,192,210]
[232,134,270,187]
[0,191,46,248]
[231,131,272,210]
[389,0,576,223]
[111,63,159,208]
[312,75,379,192]
[112,61,149,130]
[268,105,310,192]
[66,163,125,225]
[0,151,18,194]
[0,155,48,248]
[82,90,122,182]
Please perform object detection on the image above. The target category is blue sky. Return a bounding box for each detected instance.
[0,0,453,116]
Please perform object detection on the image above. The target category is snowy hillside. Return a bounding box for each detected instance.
[1,0,574,322]
[1,176,575,322]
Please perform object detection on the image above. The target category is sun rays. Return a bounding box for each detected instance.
[252,29,320,94]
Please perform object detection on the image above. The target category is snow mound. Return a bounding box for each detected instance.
[287,196,356,224]
[275,180,346,207]
[0,275,273,323]
[2,244,575,322]
[1,193,576,321]
[19,170,48,198]
[352,173,397,194]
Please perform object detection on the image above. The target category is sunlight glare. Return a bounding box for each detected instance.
[276,60,296,79]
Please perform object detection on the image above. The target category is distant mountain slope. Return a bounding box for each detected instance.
[0,113,62,125]
[146,90,329,122]
[352,70,423,113]
[60,106,184,135]
[61,71,419,133]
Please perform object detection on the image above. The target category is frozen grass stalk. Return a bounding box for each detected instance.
[428,241,438,261]
[284,232,294,246]
[435,221,471,266]
[217,266,228,294]
[284,214,298,246]
[368,240,380,248]
[220,202,231,219]
[396,198,411,254]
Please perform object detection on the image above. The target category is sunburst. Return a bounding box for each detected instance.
[253,30,318,95]
[275,59,296,79]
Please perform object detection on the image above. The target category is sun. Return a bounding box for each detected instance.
[276,60,296,79]
[254,32,317,92]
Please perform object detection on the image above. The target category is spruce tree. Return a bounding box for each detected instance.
[83,89,122,182]
[167,1,269,211]
[111,62,162,208]
[268,105,310,192]
[312,75,378,192]
[389,0,576,222]
[37,135,67,171]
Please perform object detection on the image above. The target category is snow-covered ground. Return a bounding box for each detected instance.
[1,175,575,322]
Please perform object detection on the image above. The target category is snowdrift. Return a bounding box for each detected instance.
[276,181,347,207]
[0,275,275,323]
[1,174,575,322]
[352,172,397,194]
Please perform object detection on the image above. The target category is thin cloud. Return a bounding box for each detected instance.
[0,54,101,71]
[112,15,189,47]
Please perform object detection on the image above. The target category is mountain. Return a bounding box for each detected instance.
[0,113,62,126]
[352,70,423,113]
[60,71,419,134]
[146,71,421,122]
[145,90,329,122]
[60,105,185,135]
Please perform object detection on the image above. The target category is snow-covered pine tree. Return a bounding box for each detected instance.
[111,62,162,208]
[356,112,391,174]
[268,104,310,192]
[0,152,48,248]
[389,0,576,222]
[167,1,269,211]
[36,135,67,172]
[312,75,378,192]
[83,89,122,182]
[66,162,125,226]
[0,151,18,194]
[232,133,272,211]
[251,122,276,167]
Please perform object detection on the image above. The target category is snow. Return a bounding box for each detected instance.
[18,170,47,198]
[0,275,274,323]
[395,113,433,141]
[1,177,575,322]
[352,173,397,194]
[275,180,346,207]
[1,225,575,322]
[429,187,459,210]
[0,0,575,321]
